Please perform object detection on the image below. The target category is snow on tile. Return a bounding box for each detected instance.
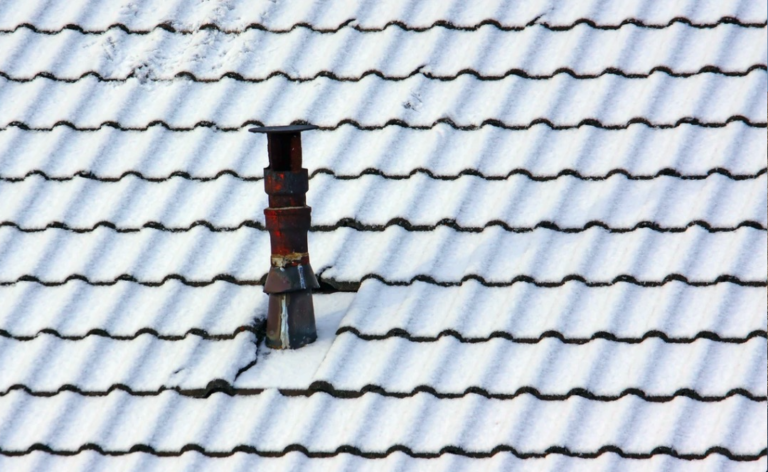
[0,173,763,230]
[0,226,269,284]
[0,0,763,32]
[0,390,764,457]
[317,227,766,285]
[0,226,763,285]
[234,297,352,390]
[340,280,767,340]
[1,450,762,472]
[0,281,354,338]
[0,331,256,392]
[1,73,765,129]
[0,174,267,230]
[0,1,764,468]
[299,334,766,397]
[306,172,766,231]
[1,24,763,80]
[1,124,763,181]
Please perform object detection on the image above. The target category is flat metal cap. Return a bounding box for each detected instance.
[249,124,319,134]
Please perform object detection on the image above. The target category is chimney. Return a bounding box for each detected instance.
[249,125,319,349]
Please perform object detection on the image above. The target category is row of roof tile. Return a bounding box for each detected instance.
[0,226,763,285]
[0,0,764,32]
[1,124,764,181]
[0,173,764,231]
[0,24,764,81]
[2,73,765,130]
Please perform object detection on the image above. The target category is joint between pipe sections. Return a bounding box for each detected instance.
[264,206,311,256]
[271,252,310,268]
[264,263,320,294]
[264,168,309,196]
[264,206,311,229]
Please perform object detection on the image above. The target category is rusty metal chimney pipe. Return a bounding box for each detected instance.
[249,124,319,349]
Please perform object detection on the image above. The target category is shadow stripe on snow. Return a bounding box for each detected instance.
[0,274,764,288]
[2,327,763,344]
[1,382,764,402]
[1,65,765,83]
[336,327,768,345]
[1,17,765,34]
[2,116,765,132]
[0,220,763,234]
[0,444,765,460]
[2,167,765,183]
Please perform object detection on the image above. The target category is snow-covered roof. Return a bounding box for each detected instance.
[0,1,766,470]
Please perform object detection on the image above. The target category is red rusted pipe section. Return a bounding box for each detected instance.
[249,124,319,349]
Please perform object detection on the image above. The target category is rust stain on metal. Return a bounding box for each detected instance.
[250,124,320,350]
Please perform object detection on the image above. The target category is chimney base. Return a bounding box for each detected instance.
[265,291,318,350]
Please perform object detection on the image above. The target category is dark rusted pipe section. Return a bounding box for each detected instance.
[249,124,319,349]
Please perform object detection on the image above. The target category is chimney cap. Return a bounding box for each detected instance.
[249,124,318,134]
